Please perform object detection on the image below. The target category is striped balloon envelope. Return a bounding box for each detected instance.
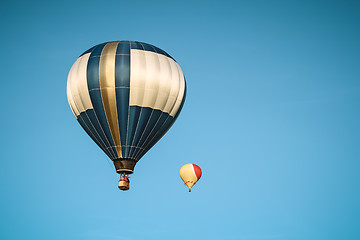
[67,41,186,176]
[180,164,202,192]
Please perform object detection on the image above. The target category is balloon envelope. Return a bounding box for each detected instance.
[67,41,186,174]
[180,164,202,191]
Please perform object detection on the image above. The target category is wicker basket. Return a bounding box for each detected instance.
[118,180,130,191]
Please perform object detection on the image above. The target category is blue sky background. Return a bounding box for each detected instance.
[1,0,360,239]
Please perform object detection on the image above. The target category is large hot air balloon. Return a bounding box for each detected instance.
[67,41,186,190]
[180,164,202,192]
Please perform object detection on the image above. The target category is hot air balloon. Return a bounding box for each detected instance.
[67,41,186,190]
[180,164,202,192]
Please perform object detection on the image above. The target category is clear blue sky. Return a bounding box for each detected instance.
[1,0,359,239]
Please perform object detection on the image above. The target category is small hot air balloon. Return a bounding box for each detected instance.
[67,41,186,190]
[180,164,202,192]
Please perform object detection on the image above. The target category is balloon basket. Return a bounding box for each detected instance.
[118,180,130,191]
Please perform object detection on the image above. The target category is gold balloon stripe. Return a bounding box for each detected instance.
[99,41,122,158]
